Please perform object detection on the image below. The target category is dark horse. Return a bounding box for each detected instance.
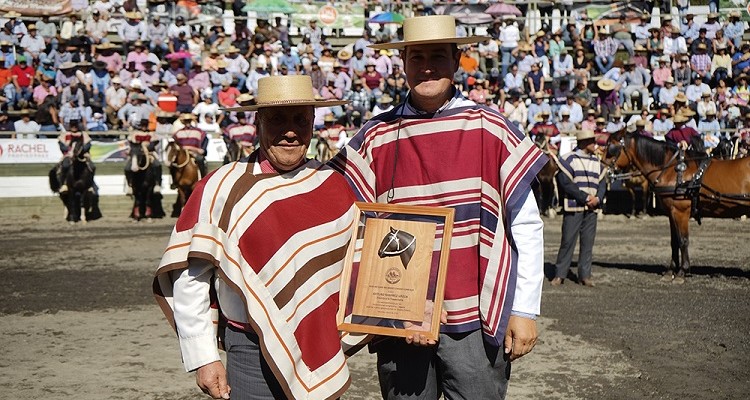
[165,142,200,218]
[378,227,416,269]
[611,134,750,282]
[48,141,102,223]
[605,130,651,218]
[532,134,559,218]
[128,143,165,221]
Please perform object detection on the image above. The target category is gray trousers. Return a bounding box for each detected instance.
[376,329,510,400]
[223,325,286,400]
[555,210,598,280]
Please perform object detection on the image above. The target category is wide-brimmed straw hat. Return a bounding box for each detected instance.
[369,15,489,50]
[378,95,393,104]
[673,114,689,123]
[597,79,615,91]
[576,130,596,141]
[225,75,348,112]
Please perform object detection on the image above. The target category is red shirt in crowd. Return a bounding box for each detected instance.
[11,65,35,87]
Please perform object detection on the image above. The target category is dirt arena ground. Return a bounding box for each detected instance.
[0,196,748,400]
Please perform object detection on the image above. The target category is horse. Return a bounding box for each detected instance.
[609,133,750,283]
[605,130,651,218]
[314,134,336,163]
[164,142,200,218]
[128,143,165,221]
[49,141,102,223]
[378,227,417,269]
[532,134,559,218]
[224,140,254,164]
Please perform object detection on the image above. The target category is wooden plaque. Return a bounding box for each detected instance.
[337,202,455,341]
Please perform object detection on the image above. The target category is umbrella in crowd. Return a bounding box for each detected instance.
[242,0,295,14]
[369,11,405,24]
[165,50,191,60]
[484,2,522,17]
[435,4,493,25]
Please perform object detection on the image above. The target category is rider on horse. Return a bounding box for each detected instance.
[735,112,750,157]
[57,121,93,194]
[318,114,348,150]
[172,113,208,177]
[667,114,704,153]
[124,120,163,195]
[529,110,561,153]
[223,113,256,163]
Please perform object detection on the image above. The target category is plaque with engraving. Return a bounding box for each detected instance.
[337,202,454,341]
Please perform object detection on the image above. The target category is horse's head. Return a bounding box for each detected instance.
[377,227,416,268]
[226,140,241,163]
[164,141,179,167]
[378,227,399,258]
[533,134,549,152]
[712,138,734,160]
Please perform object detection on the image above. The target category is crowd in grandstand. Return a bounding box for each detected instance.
[0,1,749,156]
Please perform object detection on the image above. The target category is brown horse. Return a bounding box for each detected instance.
[532,134,559,218]
[164,142,200,218]
[605,130,651,218]
[610,133,750,282]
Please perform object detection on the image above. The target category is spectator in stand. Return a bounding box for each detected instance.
[659,77,679,112]
[647,27,663,58]
[593,26,617,73]
[712,44,732,83]
[188,62,210,93]
[559,93,583,126]
[126,41,149,71]
[681,13,700,44]
[691,43,712,81]
[698,109,721,141]
[685,75,709,105]
[279,46,300,75]
[531,31,551,76]
[634,14,651,48]
[343,79,369,128]
[596,78,619,121]
[163,58,187,87]
[459,46,484,90]
[139,59,161,87]
[503,94,527,130]
[478,37,498,75]
[217,81,240,109]
[606,110,626,133]
[96,42,123,73]
[373,49,392,79]
[724,11,744,49]
[527,62,545,98]
[20,24,46,62]
[499,15,519,79]
[117,93,154,129]
[385,64,406,103]
[224,46,249,90]
[10,56,34,109]
[690,28,710,55]
[573,79,593,110]
[209,60,232,100]
[556,110,576,134]
[13,109,40,138]
[664,26,687,57]
[673,55,691,89]
[504,63,524,97]
[33,74,57,105]
[619,60,650,111]
[86,10,109,49]
[652,56,672,104]
[193,89,223,126]
[581,108,597,131]
[362,60,384,103]
[712,29,733,55]
[148,15,168,56]
[697,91,717,121]
[246,61,270,96]
[91,0,117,18]
[168,16,190,40]
[528,92,551,126]
[119,11,147,51]
[333,62,352,92]
[119,61,139,89]
[732,44,750,77]
[170,74,197,113]
[552,47,575,89]
[703,12,721,40]
[105,76,127,128]
[37,15,58,52]
[572,46,591,86]
[611,14,635,57]
[371,94,393,118]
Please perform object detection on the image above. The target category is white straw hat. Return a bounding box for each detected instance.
[370,15,489,50]
[224,75,348,112]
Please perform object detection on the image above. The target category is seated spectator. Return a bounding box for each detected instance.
[192,89,223,125]
[593,26,617,73]
[371,94,394,118]
[504,63,524,96]
[673,55,691,89]
[691,43,712,81]
[96,42,123,73]
[217,81,240,110]
[573,79,593,110]
[711,45,732,84]
[725,11,744,49]
[10,56,35,109]
[384,64,406,103]
[503,94,527,131]
[32,74,57,106]
[611,14,635,57]
[619,60,651,111]
[552,47,574,89]
[20,24,46,62]
[14,109,40,138]
[458,47,482,90]
[528,91,551,126]
[148,15,169,56]
[87,112,109,131]
[126,41,149,71]
[664,26,687,57]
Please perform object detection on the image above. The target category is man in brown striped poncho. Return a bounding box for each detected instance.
[154,75,360,400]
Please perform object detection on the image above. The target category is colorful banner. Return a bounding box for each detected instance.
[0,139,130,164]
[0,0,73,16]
[291,2,365,29]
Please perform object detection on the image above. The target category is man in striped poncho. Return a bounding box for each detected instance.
[332,15,547,400]
[154,75,359,400]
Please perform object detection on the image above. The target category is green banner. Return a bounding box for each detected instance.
[291,3,365,29]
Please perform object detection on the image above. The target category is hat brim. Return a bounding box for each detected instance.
[369,36,491,50]
[224,99,349,112]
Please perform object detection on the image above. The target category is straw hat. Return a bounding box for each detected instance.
[708,12,719,19]
[227,46,240,53]
[675,92,688,103]
[125,11,142,19]
[59,61,77,70]
[679,108,696,116]
[706,109,716,116]
[224,75,348,112]
[216,60,228,68]
[236,93,254,103]
[369,15,489,50]
[597,79,615,91]
[534,92,545,99]
[596,117,606,123]
[3,11,21,18]
[156,111,176,118]
[27,24,37,30]
[337,44,353,61]
[323,114,335,122]
[665,76,674,84]
[673,114,689,123]
[635,119,647,127]
[180,113,196,120]
[111,76,122,84]
[576,130,596,141]
[97,42,119,50]
[378,95,393,104]
[635,44,647,52]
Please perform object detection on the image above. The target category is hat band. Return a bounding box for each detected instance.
[255,98,319,106]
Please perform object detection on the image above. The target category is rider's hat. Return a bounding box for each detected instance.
[576,130,596,142]
[180,113,196,120]
[369,15,489,50]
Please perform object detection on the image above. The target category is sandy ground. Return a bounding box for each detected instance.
[0,196,748,399]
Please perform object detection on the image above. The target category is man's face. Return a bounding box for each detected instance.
[257,105,313,171]
[403,43,458,101]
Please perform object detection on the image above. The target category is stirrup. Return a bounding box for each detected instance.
[59,184,69,193]
[125,186,133,196]
[153,185,162,193]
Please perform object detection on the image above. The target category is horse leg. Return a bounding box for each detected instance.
[673,205,692,284]
[626,186,636,218]
[664,213,679,281]
[171,189,183,218]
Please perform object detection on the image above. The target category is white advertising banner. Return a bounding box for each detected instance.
[0,139,63,164]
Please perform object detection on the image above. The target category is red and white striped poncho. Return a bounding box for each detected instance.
[331,105,546,346]
[154,155,358,399]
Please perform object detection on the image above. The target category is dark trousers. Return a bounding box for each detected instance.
[376,329,510,399]
[555,210,598,280]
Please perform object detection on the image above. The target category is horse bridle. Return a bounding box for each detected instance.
[167,143,192,168]
[134,142,152,171]
[380,230,416,256]
[608,135,689,186]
